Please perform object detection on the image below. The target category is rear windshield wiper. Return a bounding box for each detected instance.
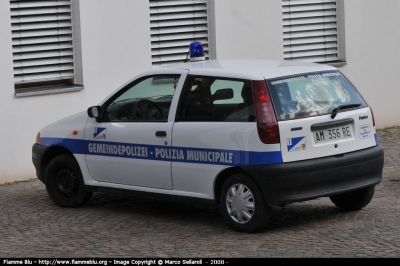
[331,103,361,119]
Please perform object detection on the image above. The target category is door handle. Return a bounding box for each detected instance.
[155,131,167,138]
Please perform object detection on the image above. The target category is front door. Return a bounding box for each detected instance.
[85,71,187,189]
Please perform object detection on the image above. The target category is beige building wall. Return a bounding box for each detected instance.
[339,0,400,128]
[209,0,283,60]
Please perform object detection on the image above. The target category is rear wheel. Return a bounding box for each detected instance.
[329,186,375,211]
[220,173,272,233]
[45,154,92,207]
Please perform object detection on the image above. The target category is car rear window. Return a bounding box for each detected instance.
[266,71,367,121]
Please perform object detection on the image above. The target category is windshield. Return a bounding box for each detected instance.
[266,71,367,121]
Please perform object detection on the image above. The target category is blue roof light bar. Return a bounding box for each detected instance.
[189,41,205,62]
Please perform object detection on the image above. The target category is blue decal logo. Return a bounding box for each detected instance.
[94,127,107,139]
[287,137,306,152]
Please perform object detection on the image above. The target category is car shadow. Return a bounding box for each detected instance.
[78,192,347,233]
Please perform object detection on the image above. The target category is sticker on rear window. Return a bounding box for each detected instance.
[359,124,371,140]
[287,137,306,152]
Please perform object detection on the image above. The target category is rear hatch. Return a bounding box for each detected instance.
[265,71,377,163]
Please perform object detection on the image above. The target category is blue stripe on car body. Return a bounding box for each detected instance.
[40,137,283,166]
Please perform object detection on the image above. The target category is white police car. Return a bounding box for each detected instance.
[32,42,384,232]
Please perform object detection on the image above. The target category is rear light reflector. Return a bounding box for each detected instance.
[252,80,280,144]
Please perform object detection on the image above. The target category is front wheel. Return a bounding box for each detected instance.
[45,154,92,207]
[220,173,272,233]
[329,186,375,211]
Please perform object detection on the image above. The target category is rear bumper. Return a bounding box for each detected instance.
[241,145,384,205]
[32,143,48,183]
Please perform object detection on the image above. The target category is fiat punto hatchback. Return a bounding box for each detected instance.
[32,50,384,232]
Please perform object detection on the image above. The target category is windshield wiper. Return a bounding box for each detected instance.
[331,103,361,119]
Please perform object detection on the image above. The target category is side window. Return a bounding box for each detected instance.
[178,76,254,122]
[210,80,245,104]
[104,75,179,122]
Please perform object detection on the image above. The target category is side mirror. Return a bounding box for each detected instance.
[87,106,101,118]
[212,88,234,101]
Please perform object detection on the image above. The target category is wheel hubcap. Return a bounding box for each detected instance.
[55,167,78,196]
[226,184,255,224]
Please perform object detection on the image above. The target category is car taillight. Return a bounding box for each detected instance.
[36,132,40,144]
[370,107,376,127]
[252,80,280,144]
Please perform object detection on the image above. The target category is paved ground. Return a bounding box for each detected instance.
[1,127,399,258]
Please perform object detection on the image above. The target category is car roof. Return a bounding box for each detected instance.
[157,59,337,80]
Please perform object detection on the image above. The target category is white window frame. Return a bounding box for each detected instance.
[10,0,83,97]
[283,0,346,66]
[150,0,210,66]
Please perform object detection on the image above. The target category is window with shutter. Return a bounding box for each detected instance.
[11,0,81,95]
[150,0,209,66]
[283,0,341,64]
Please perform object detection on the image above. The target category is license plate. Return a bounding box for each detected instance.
[313,125,352,143]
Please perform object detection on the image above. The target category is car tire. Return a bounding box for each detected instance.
[329,186,375,211]
[220,173,272,233]
[45,154,92,208]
